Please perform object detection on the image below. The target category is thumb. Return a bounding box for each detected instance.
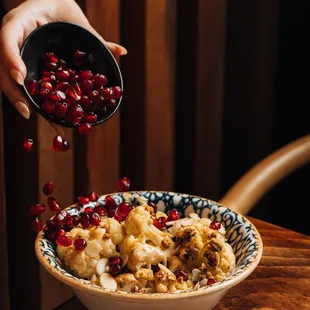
[0,21,27,85]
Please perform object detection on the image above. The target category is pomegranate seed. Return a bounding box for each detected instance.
[31,218,42,233]
[88,191,98,202]
[47,91,61,102]
[78,196,89,206]
[116,202,132,218]
[80,80,93,93]
[64,215,73,230]
[41,70,53,77]
[55,81,70,92]
[90,213,100,226]
[47,197,61,213]
[107,98,117,109]
[109,264,122,276]
[23,139,33,152]
[56,90,66,100]
[100,87,113,99]
[56,235,73,247]
[29,204,46,216]
[167,209,180,221]
[55,101,69,118]
[43,181,54,195]
[61,140,70,152]
[66,104,84,125]
[40,75,56,83]
[148,201,157,212]
[56,69,70,81]
[80,213,90,229]
[118,177,130,191]
[73,49,87,60]
[78,123,92,135]
[78,70,93,81]
[38,88,50,99]
[93,205,106,217]
[73,83,82,96]
[54,210,68,226]
[113,213,123,222]
[207,279,216,285]
[79,96,92,111]
[74,238,87,251]
[46,219,58,231]
[47,231,57,242]
[92,74,107,87]
[72,215,80,226]
[26,80,38,96]
[65,87,81,101]
[73,59,84,68]
[174,269,188,281]
[44,61,58,71]
[105,195,117,209]
[42,100,55,114]
[52,135,70,152]
[108,256,122,266]
[89,90,99,101]
[111,86,122,99]
[84,207,93,214]
[83,112,97,123]
[57,229,66,237]
[153,217,167,230]
[41,82,53,90]
[44,52,58,64]
[209,221,221,230]
[92,94,104,105]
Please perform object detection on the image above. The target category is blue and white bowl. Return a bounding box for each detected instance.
[35,191,263,310]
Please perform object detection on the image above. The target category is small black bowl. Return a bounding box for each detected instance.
[20,22,123,128]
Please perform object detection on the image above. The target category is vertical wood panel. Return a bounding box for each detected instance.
[194,0,226,200]
[85,0,120,194]
[38,122,74,310]
[145,0,176,190]
[0,97,9,310]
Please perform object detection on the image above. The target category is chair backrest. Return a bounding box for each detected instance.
[219,135,310,214]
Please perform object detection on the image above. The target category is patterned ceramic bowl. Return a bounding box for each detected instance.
[35,191,263,310]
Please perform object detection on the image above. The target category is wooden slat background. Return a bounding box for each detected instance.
[1,0,309,309]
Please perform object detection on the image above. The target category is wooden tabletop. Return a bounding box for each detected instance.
[56,217,310,310]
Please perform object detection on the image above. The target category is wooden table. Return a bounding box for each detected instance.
[56,217,310,310]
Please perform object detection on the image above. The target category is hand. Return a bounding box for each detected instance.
[0,0,127,119]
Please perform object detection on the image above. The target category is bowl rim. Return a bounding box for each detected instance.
[20,21,123,128]
[35,191,263,301]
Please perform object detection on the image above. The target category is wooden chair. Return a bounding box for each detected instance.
[220,134,310,214]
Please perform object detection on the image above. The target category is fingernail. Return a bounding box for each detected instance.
[15,101,30,119]
[113,44,128,56]
[10,68,24,85]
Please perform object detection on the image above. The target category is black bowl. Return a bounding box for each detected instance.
[20,22,123,128]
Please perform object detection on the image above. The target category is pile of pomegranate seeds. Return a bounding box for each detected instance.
[23,139,33,152]
[25,50,123,134]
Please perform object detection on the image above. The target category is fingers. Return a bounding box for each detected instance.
[0,62,31,119]
[0,21,27,85]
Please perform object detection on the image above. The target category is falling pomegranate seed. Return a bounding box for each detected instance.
[43,181,55,195]
[42,100,55,114]
[74,238,87,251]
[44,61,58,71]
[25,80,38,96]
[31,218,42,233]
[78,196,89,206]
[111,86,123,99]
[78,70,93,81]
[209,220,221,230]
[83,112,97,123]
[23,139,33,152]
[78,123,92,135]
[47,197,60,213]
[167,209,181,221]
[90,213,100,226]
[29,204,46,216]
[92,74,108,87]
[93,205,106,217]
[55,102,69,118]
[73,49,87,60]
[61,140,70,152]
[88,191,98,202]
[44,52,58,64]
[80,213,90,229]
[118,177,130,192]
[72,215,80,226]
[116,202,132,218]
[52,135,70,152]
[207,279,216,285]
[148,201,157,212]
[84,207,93,214]
[56,235,73,247]
[174,269,188,281]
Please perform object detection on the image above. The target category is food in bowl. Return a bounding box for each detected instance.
[46,192,235,293]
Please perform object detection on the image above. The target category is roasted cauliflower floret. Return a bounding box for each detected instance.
[115,273,138,292]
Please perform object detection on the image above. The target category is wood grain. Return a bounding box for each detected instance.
[55,217,310,310]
